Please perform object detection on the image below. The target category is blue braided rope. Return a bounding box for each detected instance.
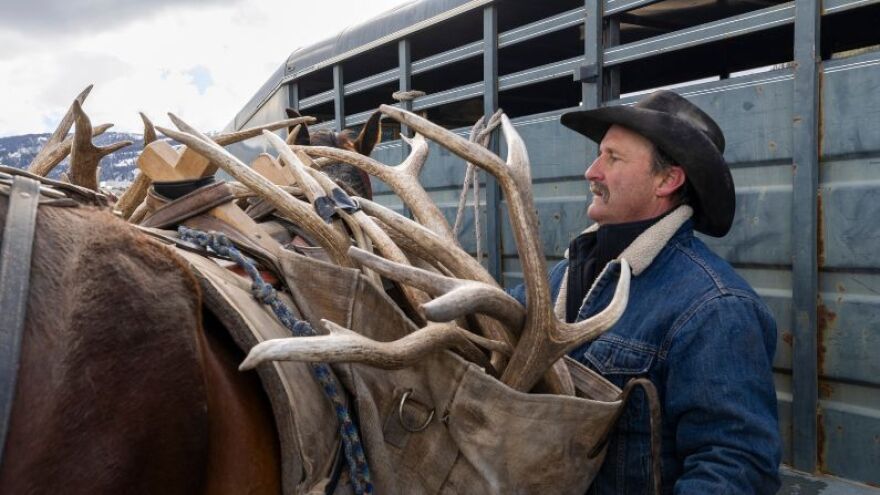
[178,226,373,495]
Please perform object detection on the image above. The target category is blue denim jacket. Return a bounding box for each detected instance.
[509,207,781,494]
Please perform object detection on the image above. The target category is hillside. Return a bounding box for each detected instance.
[0,132,145,187]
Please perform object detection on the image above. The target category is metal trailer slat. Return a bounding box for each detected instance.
[604,0,663,16]
[604,2,796,67]
[823,0,880,14]
[300,89,334,109]
[484,4,502,282]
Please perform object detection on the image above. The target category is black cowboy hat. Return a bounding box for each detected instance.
[560,90,734,237]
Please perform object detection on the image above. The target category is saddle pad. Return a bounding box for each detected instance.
[175,249,340,495]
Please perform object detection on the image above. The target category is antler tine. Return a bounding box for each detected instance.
[69,101,133,190]
[114,114,157,218]
[349,246,525,331]
[28,122,112,177]
[163,113,316,147]
[140,112,157,145]
[28,84,92,175]
[156,120,354,267]
[214,116,315,146]
[380,104,507,179]
[560,259,631,344]
[239,320,497,371]
[263,130,329,203]
[294,133,454,239]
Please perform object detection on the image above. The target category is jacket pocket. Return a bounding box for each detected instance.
[581,336,656,376]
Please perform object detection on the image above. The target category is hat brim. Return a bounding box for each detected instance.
[561,106,734,237]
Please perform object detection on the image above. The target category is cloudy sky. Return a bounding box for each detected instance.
[0,0,409,137]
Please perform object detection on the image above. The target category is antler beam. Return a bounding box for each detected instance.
[240,320,503,372]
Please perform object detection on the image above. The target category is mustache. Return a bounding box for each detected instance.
[589,181,610,203]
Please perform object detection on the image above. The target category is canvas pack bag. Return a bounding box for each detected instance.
[164,229,648,494]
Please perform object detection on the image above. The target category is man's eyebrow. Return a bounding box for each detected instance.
[601,143,624,156]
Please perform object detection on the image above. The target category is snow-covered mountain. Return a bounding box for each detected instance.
[0,132,145,187]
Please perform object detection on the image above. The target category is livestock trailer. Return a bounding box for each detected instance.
[225,0,880,491]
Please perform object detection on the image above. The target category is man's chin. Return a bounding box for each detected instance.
[586,204,604,224]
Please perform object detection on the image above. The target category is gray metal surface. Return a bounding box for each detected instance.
[791,0,821,473]
[484,4,501,282]
[333,65,345,132]
[779,467,880,494]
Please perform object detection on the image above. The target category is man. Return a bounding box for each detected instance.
[513,90,781,494]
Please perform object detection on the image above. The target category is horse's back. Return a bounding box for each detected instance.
[0,199,210,494]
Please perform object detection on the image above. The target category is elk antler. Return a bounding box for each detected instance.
[69,101,132,190]
[295,133,455,240]
[27,84,93,176]
[213,116,315,146]
[156,119,354,267]
[114,112,158,218]
[348,246,524,331]
[239,320,507,372]
[380,105,631,392]
[28,123,113,178]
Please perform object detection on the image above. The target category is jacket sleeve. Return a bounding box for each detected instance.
[663,293,781,495]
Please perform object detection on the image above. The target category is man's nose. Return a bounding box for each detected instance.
[585,156,602,181]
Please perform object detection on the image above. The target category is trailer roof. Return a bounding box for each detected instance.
[232,0,489,129]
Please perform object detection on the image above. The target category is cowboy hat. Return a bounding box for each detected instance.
[560,90,734,237]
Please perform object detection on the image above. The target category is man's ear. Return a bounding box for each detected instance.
[656,165,686,198]
[286,108,311,145]
[354,111,382,156]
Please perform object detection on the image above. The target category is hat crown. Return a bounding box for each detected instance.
[635,90,725,153]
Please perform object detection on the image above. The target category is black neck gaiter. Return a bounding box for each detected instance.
[564,213,666,323]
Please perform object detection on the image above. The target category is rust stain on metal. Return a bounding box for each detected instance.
[782,331,793,346]
[817,408,826,470]
[818,380,833,399]
[817,304,837,376]
[817,191,825,268]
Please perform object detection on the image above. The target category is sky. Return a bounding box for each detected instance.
[0,0,410,137]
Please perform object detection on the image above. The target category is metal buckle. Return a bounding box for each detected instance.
[397,389,434,433]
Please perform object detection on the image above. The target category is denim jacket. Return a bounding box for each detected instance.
[509,206,781,494]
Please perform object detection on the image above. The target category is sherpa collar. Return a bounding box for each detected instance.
[553,205,693,320]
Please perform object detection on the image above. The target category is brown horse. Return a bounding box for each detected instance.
[0,197,282,494]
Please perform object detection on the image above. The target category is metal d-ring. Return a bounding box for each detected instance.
[398,389,435,433]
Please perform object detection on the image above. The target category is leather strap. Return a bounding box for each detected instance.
[0,165,109,207]
[0,176,41,465]
[141,181,235,229]
[587,377,663,495]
